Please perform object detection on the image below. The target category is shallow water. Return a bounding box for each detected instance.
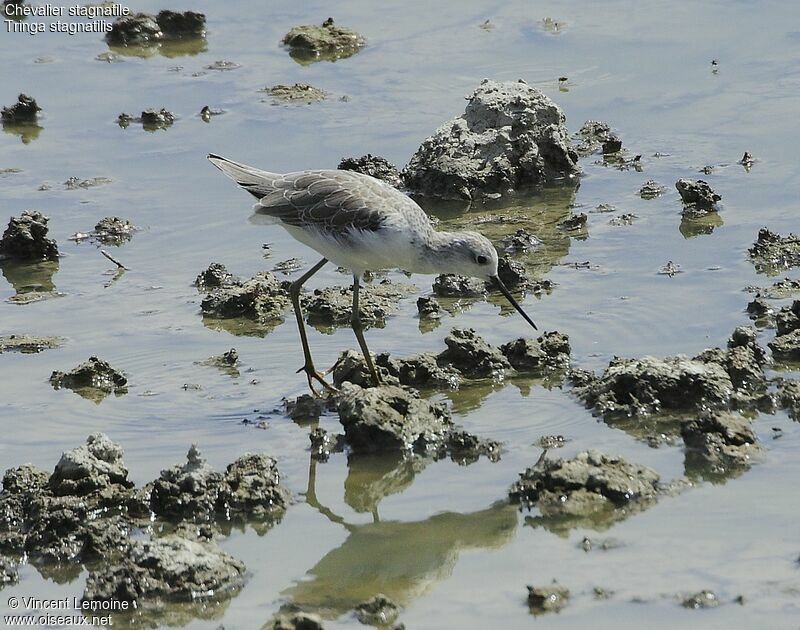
[2,0,800,627]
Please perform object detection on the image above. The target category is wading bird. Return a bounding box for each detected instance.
[208,154,537,393]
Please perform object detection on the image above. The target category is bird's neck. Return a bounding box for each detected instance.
[414,229,462,275]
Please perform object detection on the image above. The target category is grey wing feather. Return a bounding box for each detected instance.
[209,154,395,234]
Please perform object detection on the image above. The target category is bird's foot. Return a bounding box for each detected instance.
[297,363,338,397]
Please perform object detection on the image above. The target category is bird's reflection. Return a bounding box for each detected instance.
[275,442,517,620]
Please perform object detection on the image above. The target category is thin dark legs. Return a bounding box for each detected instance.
[290,257,336,395]
[351,274,382,386]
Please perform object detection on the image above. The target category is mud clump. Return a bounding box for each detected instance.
[309,427,344,462]
[403,79,579,200]
[0,556,18,587]
[107,13,162,44]
[195,262,239,290]
[155,10,206,37]
[500,332,570,372]
[769,329,800,360]
[416,295,440,319]
[303,281,415,329]
[1,94,41,123]
[574,120,621,156]
[49,433,133,497]
[266,83,328,104]
[106,11,205,45]
[681,412,760,480]
[432,274,486,297]
[748,228,800,274]
[50,356,128,400]
[444,430,501,464]
[777,380,800,419]
[149,446,290,522]
[83,534,245,604]
[527,583,570,615]
[0,211,59,262]
[574,328,767,416]
[0,334,61,353]
[282,17,366,62]
[378,352,462,389]
[336,383,453,453]
[0,434,135,563]
[639,180,666,199]
[355,594,400,625]
[201,271,290,322]
[494,256,531,289]
[118,109,175,131]
[92,216,135,245]
[338,154,402,188]
[776,300,800,335]
[509,450,660,514]
[675,178,721,213]
[285,393,332,422]
[438,328,510,378]
[681,590,720,609]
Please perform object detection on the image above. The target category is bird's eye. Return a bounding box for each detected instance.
[476,255,488,265]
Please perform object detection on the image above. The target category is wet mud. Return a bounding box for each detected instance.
[0,334,62,353]
[403,79,579,200]
[49,357,128,402]
[282,18,366,64]
[749,228,800,274]
[106,10,206,46]
[265,83,328,104]
[0,211,59,262]
[338,154,403,188]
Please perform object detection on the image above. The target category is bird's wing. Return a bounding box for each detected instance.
[255,170,389,233]
[208,155,410,235]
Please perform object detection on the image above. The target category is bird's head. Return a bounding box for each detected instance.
[444,231,538,330]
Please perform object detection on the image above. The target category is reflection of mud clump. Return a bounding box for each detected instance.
[527,583,570,615]
[1,94,41,122]
[509,450,660,515]
[748,228,800,274]
[675,178,721,213]
[0,556,17,587]
[50,356,128,401]
[107,10,206,45]
[354,594,400,626]
[265,83,328,104]
[681,412,761,480]
[338,155,402,188]
[403,79,579,200]
[83,534,245,604]
[336,383,453,454]
[201,271,290,322]
[574,327,767,416]
[0,211,59,262]
[148,446,290,522]
[282,17,366,63]
[272,612,325,630]
[303,281,415,329]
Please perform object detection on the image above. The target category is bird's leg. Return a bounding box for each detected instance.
[290,258,337,395]
[351,274,382,387]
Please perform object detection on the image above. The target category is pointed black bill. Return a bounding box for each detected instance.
[490,276,538,330]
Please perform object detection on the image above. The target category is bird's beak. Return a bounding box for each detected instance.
[490,276,538,330]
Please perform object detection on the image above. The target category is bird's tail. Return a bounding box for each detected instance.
[207,154,281,200]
